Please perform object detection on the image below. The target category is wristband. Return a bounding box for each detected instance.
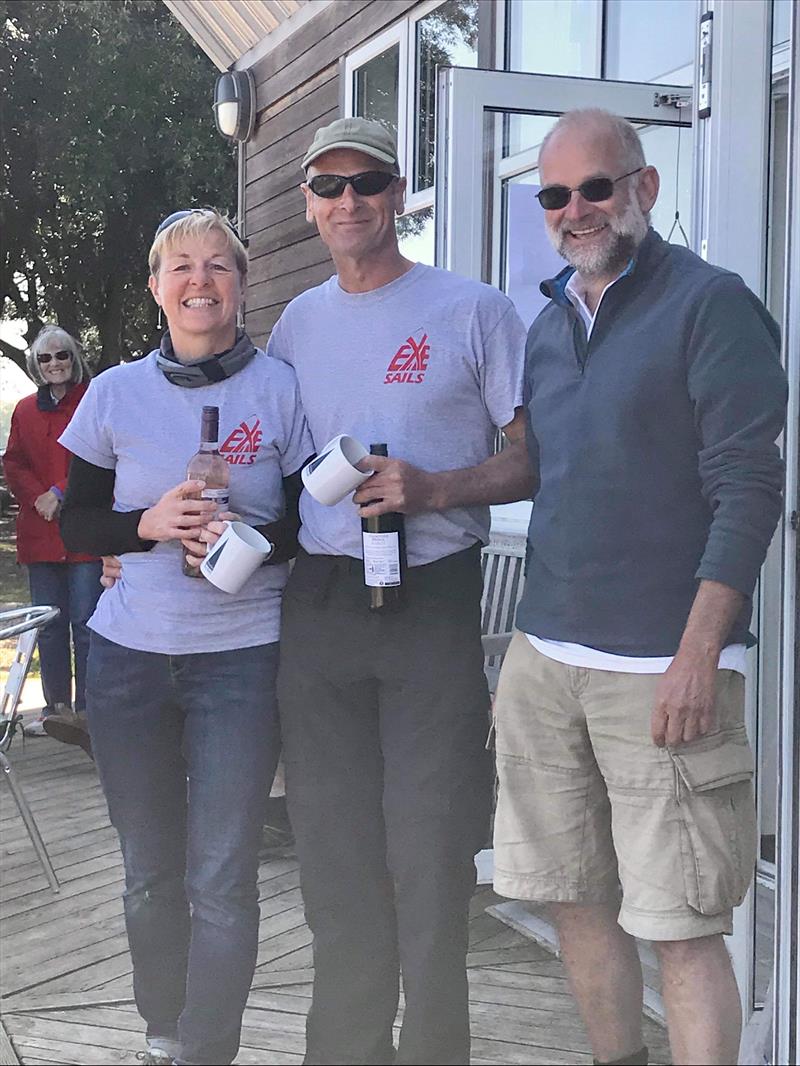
[49,485,64,501]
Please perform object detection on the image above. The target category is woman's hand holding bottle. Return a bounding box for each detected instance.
[137,480,217,543]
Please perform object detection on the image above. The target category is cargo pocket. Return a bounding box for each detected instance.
[670,728,756,915]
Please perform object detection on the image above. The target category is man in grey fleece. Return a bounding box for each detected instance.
[492,109,787,1066]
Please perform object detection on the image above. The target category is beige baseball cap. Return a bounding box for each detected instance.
[302,117,400,173]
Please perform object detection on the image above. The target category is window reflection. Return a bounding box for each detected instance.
[397,207,435,265]
[415,0,478,193]
[506,0,600,78]
[773,0,792,46]
[354,44,400,138]
[604,0,694,84]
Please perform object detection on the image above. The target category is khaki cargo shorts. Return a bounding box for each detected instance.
[493,633,756,941]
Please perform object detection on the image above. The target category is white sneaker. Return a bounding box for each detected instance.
[23,716,50,737]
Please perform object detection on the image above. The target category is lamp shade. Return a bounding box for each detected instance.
[213,69,256,143]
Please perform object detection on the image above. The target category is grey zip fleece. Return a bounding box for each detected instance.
[516,228,788,656]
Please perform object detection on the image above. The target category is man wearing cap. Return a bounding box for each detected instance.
[267,117,532,1065]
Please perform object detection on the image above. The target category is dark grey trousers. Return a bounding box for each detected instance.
[278,546,492,1066]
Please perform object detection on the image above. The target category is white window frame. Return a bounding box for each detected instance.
[343,20,407,165]
[343,0,474,218]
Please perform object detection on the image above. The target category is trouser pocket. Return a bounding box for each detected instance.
[670,727,756,915]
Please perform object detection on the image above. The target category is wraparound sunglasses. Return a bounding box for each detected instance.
[37,350,72,364]
[536,168,643,210]
[307,171,397,199]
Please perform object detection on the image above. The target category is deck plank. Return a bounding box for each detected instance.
[1,734,670,1064]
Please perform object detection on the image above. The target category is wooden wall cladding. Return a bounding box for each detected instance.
[244,0,419,348]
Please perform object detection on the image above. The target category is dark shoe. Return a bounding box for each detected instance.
[43,711,93,759]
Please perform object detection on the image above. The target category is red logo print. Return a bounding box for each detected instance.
[220,417,262,466]
[384,332,430,384]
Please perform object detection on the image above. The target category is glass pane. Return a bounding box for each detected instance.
[415,0,478,193]
[506,0,600,77]
[773,0,792,46]
[397,207,435,265]
[750,75,789,1013]
[604,0,695,85]
[497,115,691,328]
[354,44,400,139]
[637,123,693,243]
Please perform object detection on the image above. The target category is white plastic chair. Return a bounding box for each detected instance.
[1,605,62,893]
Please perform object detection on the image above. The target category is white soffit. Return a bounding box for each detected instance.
[164,0,316,71]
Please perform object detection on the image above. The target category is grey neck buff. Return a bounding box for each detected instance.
[155,330,256,387]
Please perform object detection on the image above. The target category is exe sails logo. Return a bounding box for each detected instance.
[220,417,262,465]
[384,331,430,384]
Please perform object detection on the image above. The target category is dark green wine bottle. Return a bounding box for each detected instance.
[361,444,406,611]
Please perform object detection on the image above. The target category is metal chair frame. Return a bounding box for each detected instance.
[1,605,62,893]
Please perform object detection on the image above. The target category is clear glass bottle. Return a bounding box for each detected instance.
[184,405,230,578]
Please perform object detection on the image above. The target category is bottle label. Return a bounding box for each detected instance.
[362,532,401,587]
[202,488,230,509]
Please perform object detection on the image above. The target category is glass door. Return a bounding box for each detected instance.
[433,7,797,1056]
[435,68,691,291]
[436,68,692,541]
[434,64,693,1022]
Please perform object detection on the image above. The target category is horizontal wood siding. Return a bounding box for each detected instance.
[244,0,419,348]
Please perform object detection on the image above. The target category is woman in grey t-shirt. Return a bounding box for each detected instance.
[57,209,312,1066]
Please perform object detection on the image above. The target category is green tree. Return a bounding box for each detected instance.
[0,0,236,374]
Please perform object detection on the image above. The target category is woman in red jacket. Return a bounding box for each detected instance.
[3,325,101,739]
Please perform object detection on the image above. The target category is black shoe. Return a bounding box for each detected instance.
[42,711,93,759]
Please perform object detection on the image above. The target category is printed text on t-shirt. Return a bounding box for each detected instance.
[384,332,430,384]
[220,417,263,465]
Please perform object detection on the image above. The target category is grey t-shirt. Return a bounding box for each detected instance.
[59,350,311,654]
[267,263,526,565]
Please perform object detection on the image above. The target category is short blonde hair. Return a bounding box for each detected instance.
[27,325,90,387]
[148,208,248,278]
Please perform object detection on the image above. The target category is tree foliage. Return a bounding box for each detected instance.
[0,0,236,374]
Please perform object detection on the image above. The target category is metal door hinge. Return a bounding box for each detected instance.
[699,11,713,119]
[790,510,799,532]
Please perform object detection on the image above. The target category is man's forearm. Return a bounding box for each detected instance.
[676,579,745,663]
[428,437,537,510]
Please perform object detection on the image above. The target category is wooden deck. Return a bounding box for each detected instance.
[0,729,670,1065]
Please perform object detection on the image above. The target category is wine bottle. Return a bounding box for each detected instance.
[184,405,230,578]
[361,443,406,611]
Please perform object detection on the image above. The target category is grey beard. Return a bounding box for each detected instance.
[548,196,649,279]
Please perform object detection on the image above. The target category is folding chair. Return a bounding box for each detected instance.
[0,605,62,893]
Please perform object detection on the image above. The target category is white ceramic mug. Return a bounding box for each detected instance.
[200,521,273,594]
[301,434,372,506]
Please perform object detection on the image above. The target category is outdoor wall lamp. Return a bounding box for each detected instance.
[213,69,256,143]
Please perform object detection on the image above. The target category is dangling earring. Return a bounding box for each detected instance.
[236,305,245,330]
[157,306,163,330]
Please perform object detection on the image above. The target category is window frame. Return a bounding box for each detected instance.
[343,0,472,218]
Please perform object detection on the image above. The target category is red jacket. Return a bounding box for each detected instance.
[3,383,97,565]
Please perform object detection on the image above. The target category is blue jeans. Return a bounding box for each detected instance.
[27,561,102,713]
[85,633,281,1065]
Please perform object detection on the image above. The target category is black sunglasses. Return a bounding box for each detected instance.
[307,171,397,199]
[536,168,643,210]
[37,350,72,364]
